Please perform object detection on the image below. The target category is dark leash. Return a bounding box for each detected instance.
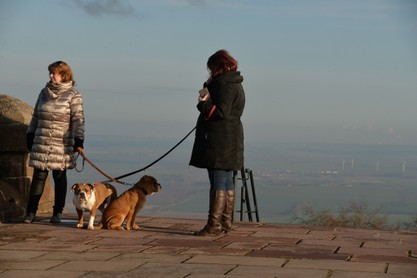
[107,125,197,181]
[76,150,132,185]
[75,125,197,185]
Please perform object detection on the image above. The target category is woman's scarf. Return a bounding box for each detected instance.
[45,81,74,98]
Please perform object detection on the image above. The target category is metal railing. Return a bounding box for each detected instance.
[233,167,260,222]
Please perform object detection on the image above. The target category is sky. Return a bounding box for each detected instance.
[1,0,417,146]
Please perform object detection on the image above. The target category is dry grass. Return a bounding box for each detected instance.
[292,200,387,229]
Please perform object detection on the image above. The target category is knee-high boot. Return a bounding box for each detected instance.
[221,190,235,233]
[194,190,226,236]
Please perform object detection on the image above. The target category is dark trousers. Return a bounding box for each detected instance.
[26,168,67,215]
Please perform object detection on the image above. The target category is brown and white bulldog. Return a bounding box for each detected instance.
[98,175,161,230]
[71,182,117,230]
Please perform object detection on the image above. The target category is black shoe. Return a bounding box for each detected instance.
[50,213,62,223]
[23,213,36,224]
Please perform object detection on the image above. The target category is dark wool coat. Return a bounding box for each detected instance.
[189,71,245,170]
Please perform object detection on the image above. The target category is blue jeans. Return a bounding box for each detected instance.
[207,169,235,191]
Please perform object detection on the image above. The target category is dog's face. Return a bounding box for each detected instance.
[134,175,161,195]
[71,183,95,201]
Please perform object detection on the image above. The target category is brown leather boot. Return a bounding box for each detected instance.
[221,190,235,233]
[195,190,226,236]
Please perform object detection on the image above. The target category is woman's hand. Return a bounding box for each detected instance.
[73,138,84,152]
[198,93,210,102]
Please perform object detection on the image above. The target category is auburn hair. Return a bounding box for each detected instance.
[48,61,74,82]
[207,50,238,78]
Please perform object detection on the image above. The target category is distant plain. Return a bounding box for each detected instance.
[66,136,417,226]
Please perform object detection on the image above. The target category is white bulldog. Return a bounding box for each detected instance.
[71,182,117,229]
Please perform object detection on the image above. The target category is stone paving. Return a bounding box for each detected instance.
[0,214,416,277]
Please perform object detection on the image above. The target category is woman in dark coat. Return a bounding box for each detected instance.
[190,50,245,236]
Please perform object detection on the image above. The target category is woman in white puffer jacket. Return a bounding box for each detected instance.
[24,61,85,224]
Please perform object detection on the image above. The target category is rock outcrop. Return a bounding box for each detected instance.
[0,94,53,222]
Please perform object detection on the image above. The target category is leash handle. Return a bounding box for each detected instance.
[74,152,85,172]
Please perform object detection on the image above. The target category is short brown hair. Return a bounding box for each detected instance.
[48,61,74,82]
[207,50,238,78]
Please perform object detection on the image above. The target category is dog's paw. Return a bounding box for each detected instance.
[76,223,84,229]
[87,225,94,230]
[132,224,140,230]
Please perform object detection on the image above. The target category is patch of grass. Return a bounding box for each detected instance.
[292,200,387,229]
[394,215,417,231]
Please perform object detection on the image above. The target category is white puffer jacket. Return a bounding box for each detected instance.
[27,82,85,170]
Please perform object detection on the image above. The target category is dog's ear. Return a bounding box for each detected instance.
[143,175,157,184]
[71,184,78,192]
[87,183,95,191]
[154,183,161,192]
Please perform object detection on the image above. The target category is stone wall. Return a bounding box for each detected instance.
[0,94,53,222]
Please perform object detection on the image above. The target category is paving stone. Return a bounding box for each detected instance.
[147,238,227,249]
[336,229,417,243]
[387,263,417,275]
[226,265,283,277]
[52,260,143,272]
[36,251,120,261]
[304,230,339,240]
[338,246,408,257]
[0,260,68,270]
[363,240,416,250]
[186,254,286,266]
[144,217,202,226]
[217,234,301,245]
[331,270,416,278]
[141,245,188,254]
[265,242,337,252]
[90,237,154,246]
[89,245,150,253]
[250,231,309,239]
[182,247,250,256]
[250,249,350,260]
[285,259,385,272]
[143,230,196,239]
[351,254,417,264]
[0,270,86,278]
[110,253,190,264]
[0,241,95,252]
[229,265,328,277]
[0,250,49,260]
[185,275,246,278]
[78,271,148,277]
[223,241,268,250]
[300,238,362,248]
[130,262,233,276]
[262,242,346,258]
